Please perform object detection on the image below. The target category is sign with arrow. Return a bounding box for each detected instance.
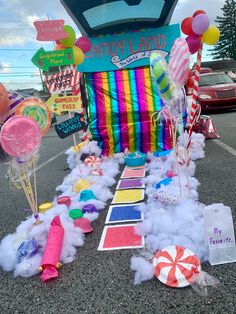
[31,47,74,71]
[55,114,87,139]
[33,20,68,41]
[45,93,82,115]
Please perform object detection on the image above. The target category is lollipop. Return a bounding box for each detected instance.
[150,52,173,102]
[15,97,51,136]
[0,115,41,160]
[84,156,101,168]
[168,38,190,88]
[153,245,200,288]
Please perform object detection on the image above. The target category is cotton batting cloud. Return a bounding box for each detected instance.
[131,132,210,285]
[0,141,122,278]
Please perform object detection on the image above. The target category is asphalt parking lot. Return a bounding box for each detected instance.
[0,110,236,314]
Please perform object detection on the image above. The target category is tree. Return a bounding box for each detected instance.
[210,0,236,60]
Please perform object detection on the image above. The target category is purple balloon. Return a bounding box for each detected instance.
[192,14,210,35]
[186,34,201,54]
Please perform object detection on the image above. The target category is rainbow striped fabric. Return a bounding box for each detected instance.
[85,66,172,155]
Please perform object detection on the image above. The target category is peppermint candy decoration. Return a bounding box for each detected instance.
[84,156,101,168]
[153,245,200,288]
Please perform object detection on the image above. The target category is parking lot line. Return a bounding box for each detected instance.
[212,139,236,157]
[36,148,69,172]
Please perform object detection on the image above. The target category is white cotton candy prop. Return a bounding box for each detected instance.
[130,256,155,285]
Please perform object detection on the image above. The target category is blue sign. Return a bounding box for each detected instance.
[78,24,180,72]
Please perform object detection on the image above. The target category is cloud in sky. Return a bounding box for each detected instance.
[0,62,10,73]
[171,0,226,24]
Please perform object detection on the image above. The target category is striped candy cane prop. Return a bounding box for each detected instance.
[189,44,202,127]
[187,44,203,150]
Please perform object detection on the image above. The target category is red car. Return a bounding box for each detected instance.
[198,72,236,111]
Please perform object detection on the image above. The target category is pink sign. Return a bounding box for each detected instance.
[34,19,68,41]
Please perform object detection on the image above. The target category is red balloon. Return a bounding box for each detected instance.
[181,17,194,35]
[193,10,206,17]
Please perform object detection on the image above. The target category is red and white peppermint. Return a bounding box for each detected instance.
[84,156,101,169]
[153,245,200,288]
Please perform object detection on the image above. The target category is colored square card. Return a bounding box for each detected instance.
[121,167,146,179]
[117,179,145,190]
[112,189,145,204]
[98,224,145,251]
[105,203,144,224]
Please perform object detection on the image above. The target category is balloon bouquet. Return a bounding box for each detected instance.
[0,85,52,224]
[54,25,91,65]
[181,11,220,149]
[150,10,220,196]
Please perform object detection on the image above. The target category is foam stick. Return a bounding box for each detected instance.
[150,53,173,102]
[40,216,64,282]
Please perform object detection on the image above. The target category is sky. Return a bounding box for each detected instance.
[0,0,226,91]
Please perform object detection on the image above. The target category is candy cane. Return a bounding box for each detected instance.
[187,44,203,150]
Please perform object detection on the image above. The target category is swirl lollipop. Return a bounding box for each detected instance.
[15,97,51,136]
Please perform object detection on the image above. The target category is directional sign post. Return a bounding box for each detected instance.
[55,114,87,139]
[46,93,82,115]
[31,47,74,71]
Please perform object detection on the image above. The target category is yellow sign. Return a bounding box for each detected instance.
[46,93,82,115]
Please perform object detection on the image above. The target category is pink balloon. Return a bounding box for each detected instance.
[0,116,41,159]
[192,14,210,35]
[186,34,201,54]
[75,36,91,53]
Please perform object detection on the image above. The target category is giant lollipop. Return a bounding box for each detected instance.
[15,97,51,136]
[0,116,42,223]
[0,115,41,160]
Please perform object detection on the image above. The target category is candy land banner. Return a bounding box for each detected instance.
[78,24,180,73]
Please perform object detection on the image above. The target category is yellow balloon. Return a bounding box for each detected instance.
[202,25,220,45]
[72,46,85,65]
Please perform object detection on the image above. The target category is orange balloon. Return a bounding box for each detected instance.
[54,44,66,51]
[0,83,9,116]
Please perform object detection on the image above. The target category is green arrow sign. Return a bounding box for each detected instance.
[31,47,75,71]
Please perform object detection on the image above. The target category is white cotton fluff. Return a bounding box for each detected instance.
[66,148,77,170]
[0,140,123,278]
[83,212,99,222]
[14,253,42,278]
[130,256,154,285]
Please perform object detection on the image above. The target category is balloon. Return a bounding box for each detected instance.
[72,46,85,65]
[168,38,190,88]
[60,25,76,48]
[192,14,210,35]
[54,44,66,51]
[15,97,51,136]
[202,25,220,45]
[150,52,173,102]
[0,115,41,159]
[186,34,201,54]
[193,10,206,17]
[0,83,9,116]
[75,36,91,53]
[181,17,194,35]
